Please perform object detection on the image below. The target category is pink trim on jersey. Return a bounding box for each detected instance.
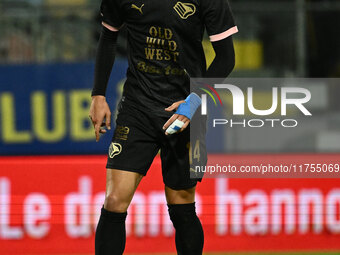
[209,26,238,42]
[102,22,119,32]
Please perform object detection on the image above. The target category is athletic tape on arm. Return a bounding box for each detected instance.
[166,119,185,135]
[175,93,201,120]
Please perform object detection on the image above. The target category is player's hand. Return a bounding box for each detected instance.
[89,95,111,142]
[163,100,190,135]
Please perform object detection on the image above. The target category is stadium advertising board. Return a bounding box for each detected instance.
[0,62,127,155]
[1,155,340,254]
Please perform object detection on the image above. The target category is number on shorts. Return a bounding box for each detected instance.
[187,140,200,164]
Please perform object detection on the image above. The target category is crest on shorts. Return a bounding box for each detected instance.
[173,2,196,19]
[109,143,122,158]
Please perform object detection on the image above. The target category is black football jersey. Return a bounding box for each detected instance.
[101,0,238,115]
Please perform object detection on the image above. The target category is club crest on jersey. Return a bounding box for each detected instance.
[173,2,196,19]
[131,3,144,14]
[109,143,122,158]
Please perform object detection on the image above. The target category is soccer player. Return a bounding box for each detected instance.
[89,0,237,254]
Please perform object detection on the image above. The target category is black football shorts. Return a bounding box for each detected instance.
[106,99,207,190]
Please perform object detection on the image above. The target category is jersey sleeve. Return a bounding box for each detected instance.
[200,0,238,42]
[100,0,124,31]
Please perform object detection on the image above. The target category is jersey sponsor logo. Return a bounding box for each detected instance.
[173,2,196,19]
[109,142,122,158]
[131,3,144,14]
[138,26,184,76]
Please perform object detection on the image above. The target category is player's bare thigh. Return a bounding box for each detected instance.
[104,169,143,212]
[165,185,196,204]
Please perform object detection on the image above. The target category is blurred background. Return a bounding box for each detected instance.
[0,0,340,254]
[1,0,340,75]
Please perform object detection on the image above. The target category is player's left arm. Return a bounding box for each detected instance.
[163,94,201,135]
[163,37,236,135]
[163,102,189,135]
[163,0,237,135]
[206,36,235,78]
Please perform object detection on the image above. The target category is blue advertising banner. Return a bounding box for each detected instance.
[0,60,128,155]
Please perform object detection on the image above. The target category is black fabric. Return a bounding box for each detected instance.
[168,203,204,255]
[95,207,127,255]
[106,101,207,189]
[100,0,124,29]
[191,36,235,97]
[205,36,235,78]
[99,0,237,116]
[201,0,236,36]
[92,27,118,97]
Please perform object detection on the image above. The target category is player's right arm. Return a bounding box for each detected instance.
[90,0,124,142]
[89,25,119,142]
[89,26,118,142]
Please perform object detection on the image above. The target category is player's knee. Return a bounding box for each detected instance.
[104,193,130,213]
[177,190,194,201]
[165,186,196,204]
